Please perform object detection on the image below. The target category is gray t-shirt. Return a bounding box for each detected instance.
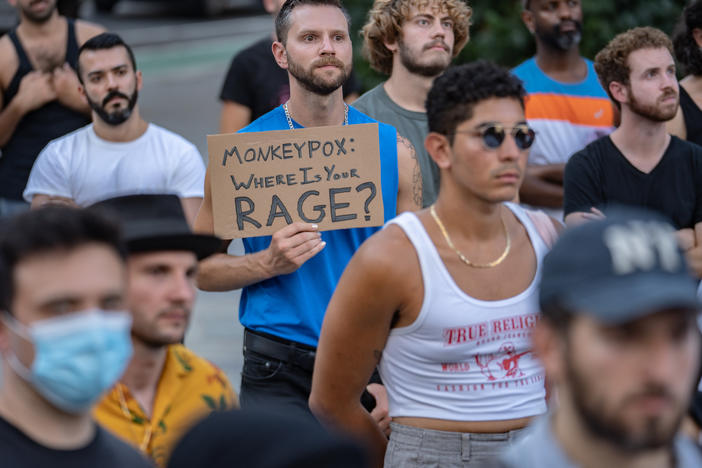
[352,84,437,207]
[500,414,702,468]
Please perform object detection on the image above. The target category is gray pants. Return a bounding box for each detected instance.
[384,422,524,467]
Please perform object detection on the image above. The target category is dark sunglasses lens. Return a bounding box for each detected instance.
[482,127,505,148]
[515,128,535,149]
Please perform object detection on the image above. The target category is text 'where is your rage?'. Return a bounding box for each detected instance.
[207,124,385,239]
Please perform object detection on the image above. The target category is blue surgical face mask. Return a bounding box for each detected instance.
[2,309,133,414]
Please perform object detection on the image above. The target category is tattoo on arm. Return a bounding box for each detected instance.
[397,135,423,207]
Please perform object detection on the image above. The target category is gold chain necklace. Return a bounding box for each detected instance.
[430,205,511,268]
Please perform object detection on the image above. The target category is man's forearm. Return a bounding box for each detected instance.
[519,174,563,208]
[196,249,274,291]
[311,401,388,468]
[0,101,26,147]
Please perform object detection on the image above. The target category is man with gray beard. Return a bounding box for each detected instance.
[23,33,205,226]
[513,0,614,217]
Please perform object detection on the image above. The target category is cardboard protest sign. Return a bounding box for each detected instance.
[207,123,384,239]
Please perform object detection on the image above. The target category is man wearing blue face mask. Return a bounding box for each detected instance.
[0,206,153,467]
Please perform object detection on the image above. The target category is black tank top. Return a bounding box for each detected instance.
[680,86,702,147]
[0,18,90,200]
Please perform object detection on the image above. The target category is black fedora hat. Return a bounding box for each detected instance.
[90,194,222,260]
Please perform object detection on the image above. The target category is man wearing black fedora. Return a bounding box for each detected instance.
[90,194,238,468]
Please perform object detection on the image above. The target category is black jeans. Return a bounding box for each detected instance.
[239,329,379,419]
[239,347,316,420]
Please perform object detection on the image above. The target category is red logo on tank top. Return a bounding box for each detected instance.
[475,342,530,381]
[442,313,538,346]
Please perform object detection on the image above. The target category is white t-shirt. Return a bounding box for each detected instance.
[23,123,205,205]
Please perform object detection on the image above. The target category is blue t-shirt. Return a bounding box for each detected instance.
[238,105,398,346]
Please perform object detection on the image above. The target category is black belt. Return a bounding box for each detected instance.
[244,329,317,372]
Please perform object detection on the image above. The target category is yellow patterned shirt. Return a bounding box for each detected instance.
[94,344,238,467]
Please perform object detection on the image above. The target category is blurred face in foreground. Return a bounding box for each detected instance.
[549,308,701,451]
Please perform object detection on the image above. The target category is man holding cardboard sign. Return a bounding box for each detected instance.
[195,0,421,423]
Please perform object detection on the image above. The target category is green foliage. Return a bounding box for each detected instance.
[345,0,689,92]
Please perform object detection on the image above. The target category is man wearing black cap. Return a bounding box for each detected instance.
[501,208,702,467]
[91,194,237,468]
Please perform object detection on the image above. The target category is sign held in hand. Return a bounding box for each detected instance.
[207,123,384,239]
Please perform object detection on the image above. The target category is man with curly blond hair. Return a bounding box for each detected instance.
[514,0,614,218]
[564,27,702,279]
[353,0,471,207]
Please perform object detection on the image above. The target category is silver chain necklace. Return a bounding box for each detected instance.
[283,101,348,130]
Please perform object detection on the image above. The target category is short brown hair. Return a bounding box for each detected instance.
[594,26,674,107]
[361,0,472,76]
[275,0,350,45]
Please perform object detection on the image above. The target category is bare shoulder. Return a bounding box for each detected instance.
[395,133,423,210]
[75,20,107,45]
[349,221,416,281]
[396,134,414,156]
[0,35,18,89]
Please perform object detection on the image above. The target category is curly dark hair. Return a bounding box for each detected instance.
[275,0,351,45]
[673,0,702,76]
[426,61,526,144]
[594,27,673,108]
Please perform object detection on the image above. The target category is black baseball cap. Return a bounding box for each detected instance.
[539,207,700,324]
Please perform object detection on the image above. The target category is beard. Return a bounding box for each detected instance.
[565,343,684,452]
[131,309,190,349]
[628,86,679,122]
[86,88,139,126]
[398,38,452,77]
[535,20,582,51]
[19,0,57,24]
[286,53,351,96]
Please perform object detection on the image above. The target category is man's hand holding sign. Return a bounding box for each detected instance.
[194,122,419,293]
[192,0,421,431]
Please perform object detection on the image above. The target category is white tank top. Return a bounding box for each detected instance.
[378,203,548,421]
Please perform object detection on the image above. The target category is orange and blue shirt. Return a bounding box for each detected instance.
[512,57,614,167]
[94,344,238,467]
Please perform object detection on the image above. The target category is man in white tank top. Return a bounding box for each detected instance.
[501,208,702,468]
[310,61,560,467]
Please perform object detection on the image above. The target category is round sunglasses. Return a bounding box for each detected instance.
[453,123,536,150]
